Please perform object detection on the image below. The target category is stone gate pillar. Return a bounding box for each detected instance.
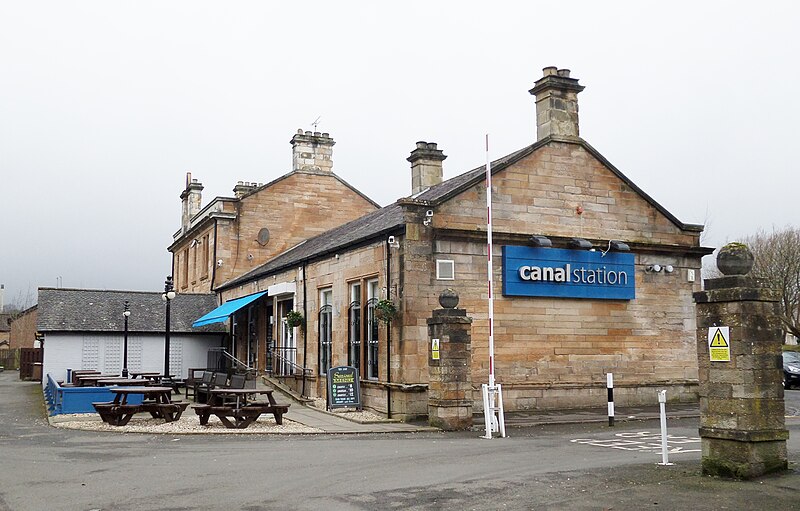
[693,243,788,478]
[427,289,473,430]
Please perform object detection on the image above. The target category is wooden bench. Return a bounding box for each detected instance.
[139,401,189,422]
[92,402,141,426]
[194,402,291,428]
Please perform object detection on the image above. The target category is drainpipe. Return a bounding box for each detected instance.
[386,239,392,419]
[301,260,308,398]
[210,219,219,293]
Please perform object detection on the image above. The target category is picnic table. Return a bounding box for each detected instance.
[75,374,121,387]
[96,378,151,387]
[194,388,290,429]
[92,386,188,426]
[129,372,163,379]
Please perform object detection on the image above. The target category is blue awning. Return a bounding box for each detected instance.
[192,291,267,327]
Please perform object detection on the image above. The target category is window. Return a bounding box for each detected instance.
[181,249,189,289]
[319,288,333,375]
[201,234,210,279]
[366,279,379,380]
[348,283,361,370]
[436,259,455,280]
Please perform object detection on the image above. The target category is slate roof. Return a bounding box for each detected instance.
[220,204,406,290]
[37,288,226,334]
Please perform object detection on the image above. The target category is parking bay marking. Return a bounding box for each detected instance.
[571,431,701,454]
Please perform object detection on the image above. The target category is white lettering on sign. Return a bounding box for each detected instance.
[518,264,629,286]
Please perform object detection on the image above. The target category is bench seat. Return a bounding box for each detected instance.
[194,402,291,428]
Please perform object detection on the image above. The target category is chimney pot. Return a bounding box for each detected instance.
[557,68,570,77]
[543,66,558,76]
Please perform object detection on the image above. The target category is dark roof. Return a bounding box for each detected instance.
[37,288,226,334]
[220,204,405,290]
[219,135,704,290]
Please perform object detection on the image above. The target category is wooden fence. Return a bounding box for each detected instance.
[19,348,43,380]
[0,348,20,370]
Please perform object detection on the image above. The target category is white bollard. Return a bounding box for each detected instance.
[606,373,614,426]
[657,389,673,466]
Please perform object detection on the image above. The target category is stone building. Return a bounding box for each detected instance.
[168,130,380,295]
[195,67,712,419]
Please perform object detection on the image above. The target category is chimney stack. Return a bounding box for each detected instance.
[290,129,335,173]
[408,141,446,195]
[180,172,204,234]
[233,181,258,198]
[529,67,585,141]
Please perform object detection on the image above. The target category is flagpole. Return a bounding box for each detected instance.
[482,134,505,439]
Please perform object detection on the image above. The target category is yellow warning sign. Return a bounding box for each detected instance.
[710,329,728,347]
[431,338,440,360]
[708,327,730,362]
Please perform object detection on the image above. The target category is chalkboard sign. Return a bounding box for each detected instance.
[327,366,361,410]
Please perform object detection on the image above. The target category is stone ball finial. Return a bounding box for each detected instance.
[439,289,459,309]
[716,242,755,276]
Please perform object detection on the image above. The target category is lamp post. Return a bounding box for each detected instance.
[162,276,176,376]
[122,300,131,377]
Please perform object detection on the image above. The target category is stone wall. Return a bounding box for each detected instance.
[173,171,377,293]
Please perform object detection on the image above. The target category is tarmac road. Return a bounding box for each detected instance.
[1,373,798,511]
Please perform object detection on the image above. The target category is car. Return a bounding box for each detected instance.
[783,351,800,389]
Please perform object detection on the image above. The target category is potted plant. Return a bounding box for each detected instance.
[374,299,397,323]
[285,310,304,328]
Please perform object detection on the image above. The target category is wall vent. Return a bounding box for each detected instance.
[436,260,455,280]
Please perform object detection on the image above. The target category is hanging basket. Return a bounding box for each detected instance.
[374,300,397,324]
[285,310,304,328]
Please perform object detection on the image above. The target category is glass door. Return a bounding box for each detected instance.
[278,299,295,376]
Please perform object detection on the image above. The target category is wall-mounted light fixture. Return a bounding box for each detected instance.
[529,235,552,248]
[601,240,630,257]
[646,264,663,273]
[568,237,593,250]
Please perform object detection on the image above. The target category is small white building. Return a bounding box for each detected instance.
[37,288,225,385]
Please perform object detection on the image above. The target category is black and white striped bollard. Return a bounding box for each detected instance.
[607,373,615,427]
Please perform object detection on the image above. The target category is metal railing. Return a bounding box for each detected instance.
[273,347,312,377]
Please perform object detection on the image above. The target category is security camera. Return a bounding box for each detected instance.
[217,259,223,267]
[388,236,396,244]
[426,210,434,217]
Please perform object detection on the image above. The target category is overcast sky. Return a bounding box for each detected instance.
[1,1,798,308]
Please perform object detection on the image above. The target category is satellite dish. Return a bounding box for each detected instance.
[257,228,270,246]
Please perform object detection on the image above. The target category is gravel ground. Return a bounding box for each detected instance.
[52,412,322,434]
[307,397,389,423]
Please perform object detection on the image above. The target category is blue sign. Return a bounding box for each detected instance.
[502,246,635,300]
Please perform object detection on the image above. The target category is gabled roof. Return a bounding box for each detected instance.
[219,204,405,290]
[171,169,381,249]
[37,288,226,334]
[416,135,703,232]
[219,135,704,290]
